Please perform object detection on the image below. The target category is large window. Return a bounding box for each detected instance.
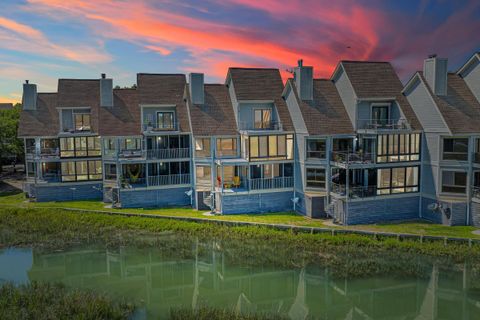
[372,105,389,126]
[254,109,271,129]
[156,111,175,130]
[249,134,293,160]
[61,160,102,182]
[306,139,326,159]
[60,137,101,158]
[443,138,469,161]
[306,168,326,188]
[441,170,467,194]
[216,138,237,157]
[74,113,91,131]
[104,163,117,180]
[376,166,419,195]
[195,138,211,157]
[120,138,142,151]
[377,133,420,163]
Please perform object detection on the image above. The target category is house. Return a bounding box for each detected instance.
[0,103,13,110]
[403,54,480,226]
[284,60,423,225]
[185,68,296,214]
[18,79,103,201]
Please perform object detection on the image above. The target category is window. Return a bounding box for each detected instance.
[195,138,211,157]
[74,113,91,131]
[377,133,420,163]
[442,171,467,194]
[60,137,101,158]
[372,105,389,126]
[121,138,142,151]
[26,162,36,176]
[376,166,419,195]
[306,168,326,188]
[61,160,102,182]
[306,139,326,159]
[249,134,293,160]
[196,165,211,188]
[443,138,469,161]
[157,111,175,130]
[254,109,271,129]
[216,138,237,157]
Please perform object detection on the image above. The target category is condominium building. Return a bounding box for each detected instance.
[17,53,480,226]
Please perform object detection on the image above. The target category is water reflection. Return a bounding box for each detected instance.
[1,239,479,319]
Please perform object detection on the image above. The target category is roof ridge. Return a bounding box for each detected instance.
[229,67,279,71]
[341,60,391,64]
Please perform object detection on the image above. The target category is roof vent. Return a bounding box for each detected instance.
[101,73,106,79]
[25,80,29,84]
[298,59,303,67]
[428,54,437,59]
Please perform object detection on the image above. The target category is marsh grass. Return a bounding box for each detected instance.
[0,282,134,320]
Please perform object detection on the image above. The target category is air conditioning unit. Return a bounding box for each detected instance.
[428,203,440,211]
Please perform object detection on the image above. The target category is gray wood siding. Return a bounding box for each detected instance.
[228,79,239,123]
[463,58,480,103]
[404,79,449,133]
[333,68,357,129]
[284,89,308,134]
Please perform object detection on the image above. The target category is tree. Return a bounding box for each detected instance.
[0,104,24,173]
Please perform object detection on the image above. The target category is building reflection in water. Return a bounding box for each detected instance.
[19,238,480,320]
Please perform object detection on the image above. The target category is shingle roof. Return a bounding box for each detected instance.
[340,61,422,130]
[99,89,140,136]
[288,79,354,135]
[137,74,190,132]
[0,103,13,110]
[227,68,294,131]
[18,93,59,137]
[57,79,101,133]
[419,72,480,134]
[187,84,237,136]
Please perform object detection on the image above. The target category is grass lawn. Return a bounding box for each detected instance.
[1,191,479,239]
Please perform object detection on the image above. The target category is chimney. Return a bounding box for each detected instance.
[100,73,113,107]
[423,55,448,96]
[294,59,313,100]
[22,80,37,110]
[189,73,204,105]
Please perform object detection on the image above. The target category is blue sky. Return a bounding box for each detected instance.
[0,0,479,103]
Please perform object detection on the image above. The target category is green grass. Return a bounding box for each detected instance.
[169,306,289,320]
[0,282,134,320]
[1,191,479,239]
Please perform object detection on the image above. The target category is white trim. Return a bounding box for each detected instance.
[237,100,274,104]
[457,53,480,76]
[439,168,469,197]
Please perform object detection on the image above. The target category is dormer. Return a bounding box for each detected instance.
[59,107,92,134]
[141,105,178,132]
[458,52,480,103]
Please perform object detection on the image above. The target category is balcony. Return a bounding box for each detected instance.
[331,183,377,199]
[143,122,178,133]
[146,148,190,160]
[331,151,374,165]
[357,119,410,132]
[26,147,60,159]
[147,174,190,187]
[249,176,293,190]
[442,152,469,161]
[238,120,282,131]
[118,149,145,159]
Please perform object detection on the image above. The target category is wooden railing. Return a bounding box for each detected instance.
[249,176,293,190]
[146,148,189,160]
[148,174,190,186]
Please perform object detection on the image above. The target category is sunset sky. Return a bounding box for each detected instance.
[1,0,479,103]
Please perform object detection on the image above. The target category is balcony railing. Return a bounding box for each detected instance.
[146,148,190,160]
[41,173,62,183]
[118,149,145,159]
[143,122,178,132]
[26,148,60,158]
[331,183,377,199]
[148,174,190,186]
[331,151,374,164]
[238,120,282,131]
[442,152,469,161]
[249,176,293,190]
[473,186,480,199]
[357,119,410,131]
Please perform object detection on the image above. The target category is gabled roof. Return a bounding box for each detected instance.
[57,79,101,133]
[227,68,294,131]
[286,79,354,135]
[337,61,422,130]
[99,89,140,136]
[457,52,480,76]
[187,84,238,136]
[0,103,13,110]
[418,72,480,134]
[18,93,59,137]
[136,74,190,132]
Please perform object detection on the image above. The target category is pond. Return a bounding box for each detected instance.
[1,237,480,320]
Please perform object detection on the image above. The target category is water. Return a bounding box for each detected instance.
[1,239,480,320]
